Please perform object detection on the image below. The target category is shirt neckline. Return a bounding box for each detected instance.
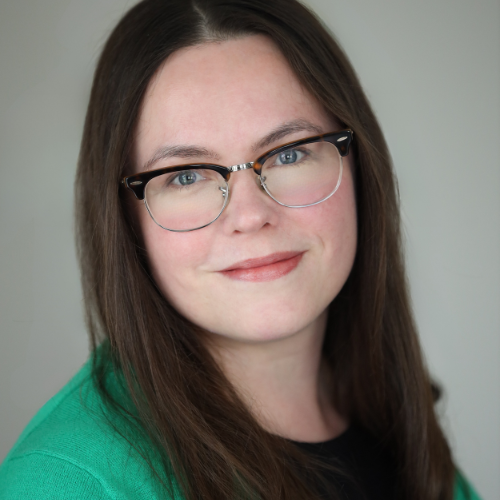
[287,424,354,447]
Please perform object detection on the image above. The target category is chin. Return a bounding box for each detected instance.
[197,308,323,346]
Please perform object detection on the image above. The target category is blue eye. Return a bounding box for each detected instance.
[275,148,306,165]
[171,170,203,186]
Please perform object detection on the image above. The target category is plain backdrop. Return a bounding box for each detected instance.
[0,0,498,498]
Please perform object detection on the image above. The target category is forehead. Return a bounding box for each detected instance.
[134,35,334,165]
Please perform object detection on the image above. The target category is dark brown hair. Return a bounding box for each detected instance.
[75,0,460,498]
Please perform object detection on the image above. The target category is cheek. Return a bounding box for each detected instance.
[294,165,357,264]
[139,208,212,298]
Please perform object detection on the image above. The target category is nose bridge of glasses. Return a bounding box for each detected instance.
[228,161,255,173]
[224,161,266,200]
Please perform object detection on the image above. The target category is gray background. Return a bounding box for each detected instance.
[0,0,498,498]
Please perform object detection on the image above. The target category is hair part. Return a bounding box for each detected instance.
[76,1,457,499]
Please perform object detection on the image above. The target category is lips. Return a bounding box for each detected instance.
[219,251,305,282]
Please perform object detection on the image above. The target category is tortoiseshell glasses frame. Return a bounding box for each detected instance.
[121,129,354,231]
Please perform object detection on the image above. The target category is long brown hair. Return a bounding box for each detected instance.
[75,0,459,498]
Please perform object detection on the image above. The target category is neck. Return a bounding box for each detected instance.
[206,311,349,442]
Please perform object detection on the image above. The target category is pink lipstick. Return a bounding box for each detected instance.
[219,251,304,282]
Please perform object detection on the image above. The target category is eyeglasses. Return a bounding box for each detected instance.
[122,129,354,232]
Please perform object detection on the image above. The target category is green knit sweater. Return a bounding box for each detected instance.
[0,356,482,499]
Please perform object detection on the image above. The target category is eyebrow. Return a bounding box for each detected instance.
[251,119,323,152]
[142,119,323,171]
[142,145,221,172]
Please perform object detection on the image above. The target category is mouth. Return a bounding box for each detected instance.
[219,251,305,282]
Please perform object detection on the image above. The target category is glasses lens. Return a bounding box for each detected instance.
[145,168,227,231]
[261,140,342,207]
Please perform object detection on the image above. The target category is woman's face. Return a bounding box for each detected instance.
[133,35,357,344]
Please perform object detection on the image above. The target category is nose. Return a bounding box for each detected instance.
[218,168,280,235]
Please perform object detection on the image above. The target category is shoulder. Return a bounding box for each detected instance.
[0,452,112,499]
[0,357,182,500]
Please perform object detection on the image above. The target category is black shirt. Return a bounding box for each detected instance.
[290,424,397,500]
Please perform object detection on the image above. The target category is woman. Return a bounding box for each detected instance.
[0,0,482,499]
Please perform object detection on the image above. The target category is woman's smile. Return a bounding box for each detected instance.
[218,251,305,282]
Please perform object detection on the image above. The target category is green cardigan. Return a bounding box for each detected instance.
[0,357,482,500]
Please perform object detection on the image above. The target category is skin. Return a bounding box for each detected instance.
[133,35,357,442]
